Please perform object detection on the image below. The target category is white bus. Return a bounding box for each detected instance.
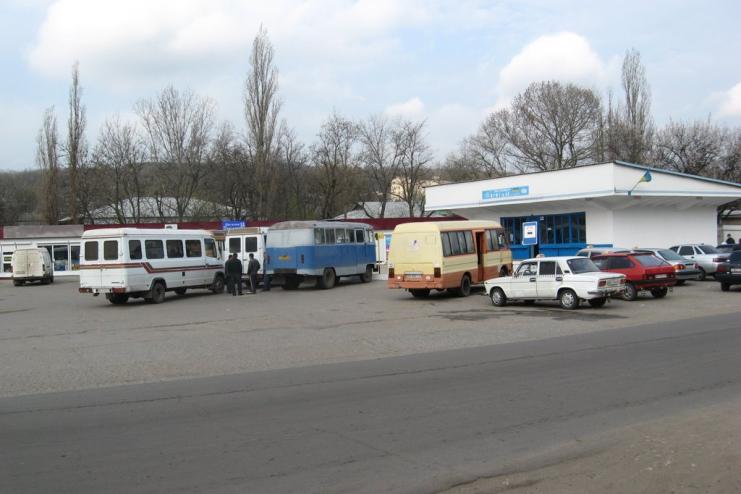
[79,228,225,305]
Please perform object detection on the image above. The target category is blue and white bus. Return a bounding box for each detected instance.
[266,221,376,289]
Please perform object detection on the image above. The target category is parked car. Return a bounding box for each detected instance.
[715,251,741,291]
[632,248,701,285]
[716,243,741,255]
[592,252,676,301]
[484,256,625,310]
[668,244,729,280]
[11,248,54,286]
[575,246,632,259]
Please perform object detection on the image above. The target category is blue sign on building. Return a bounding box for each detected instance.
[481,185,529,201]
[522,221,538,246]
[222,220,246,230]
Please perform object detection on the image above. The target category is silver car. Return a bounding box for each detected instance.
[575,247,632,259]
[633,248,701,285]
[669,244,729,281]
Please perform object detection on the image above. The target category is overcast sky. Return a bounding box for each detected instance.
[1,0,740,171]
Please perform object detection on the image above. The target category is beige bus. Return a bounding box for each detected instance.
[387,220,512,298]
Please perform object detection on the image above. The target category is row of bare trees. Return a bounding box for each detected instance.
[442,49,741,189]
[8,38,739,227]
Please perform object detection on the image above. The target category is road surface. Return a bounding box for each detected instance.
[1,311,740,493]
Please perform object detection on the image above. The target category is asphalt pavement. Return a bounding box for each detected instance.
[1,310,740,493]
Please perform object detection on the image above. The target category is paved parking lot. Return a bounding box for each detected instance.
[1,277,739,397]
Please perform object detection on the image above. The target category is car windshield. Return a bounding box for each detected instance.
[634,254,668,267]
[698,245,719,254]
[566,258,600,273]
[656,249,685,261]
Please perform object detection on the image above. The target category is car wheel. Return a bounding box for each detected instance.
[149,281,166,304]
[697,268,706,281]
[455,274,472,297]
[623,282,638,301]
[360,265,372,283]
[174,288,187,296]
[651,287,668,298]
[588,297,607,308]
[491,288,507,307]
[210,275,225,294]
[559,289,579,310]
[410,289,430,298]
[721,282,730,292]
[317,268,336,289]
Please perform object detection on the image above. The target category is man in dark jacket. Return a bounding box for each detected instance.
[225,254,243,296]
[247,253,260,294]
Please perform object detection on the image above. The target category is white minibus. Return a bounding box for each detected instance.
[79,228,225,304]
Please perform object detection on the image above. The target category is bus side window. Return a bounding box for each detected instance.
[497,230,508,249]
[204,238,217,258]
[441,232,452,257]
[315,228,325,245]
[186,240,202,258]
[84,241,99,261]
[355,229,364,243]
[325,229,335,244]
[167,240,184,258]
[145,240,164,259]
[129,240,143,260]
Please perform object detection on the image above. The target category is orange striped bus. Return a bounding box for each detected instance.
[387,220,512,298]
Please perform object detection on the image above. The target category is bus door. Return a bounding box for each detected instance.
[475,230,485,282]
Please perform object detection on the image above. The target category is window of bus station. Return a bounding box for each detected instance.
[39,243,81,272]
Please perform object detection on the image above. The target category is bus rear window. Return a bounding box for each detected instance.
[84,241,98,261]
[103,240,119,261]
[244,237,258,252]
[129,240,142,260]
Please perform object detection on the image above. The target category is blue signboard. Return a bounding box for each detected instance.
[482,185,529,201]
[522,221,538,246]
[222,220,246,230]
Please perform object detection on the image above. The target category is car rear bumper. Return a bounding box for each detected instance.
[587,288,623,296]
[388,279,444,290]
[715,273,741,284]
[632,279,676,289]
[676,269,701,280]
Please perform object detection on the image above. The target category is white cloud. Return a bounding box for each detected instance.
[718,82,741,117]
[493,31,613,108]
[26,0,432,85]
[384,97,425,119]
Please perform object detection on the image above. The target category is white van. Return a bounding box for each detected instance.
[11,248,54,286]
[225,227,269,280]
[79,228,226,305]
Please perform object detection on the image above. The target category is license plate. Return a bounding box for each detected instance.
[655,274,667,279]
[404,272,423,280]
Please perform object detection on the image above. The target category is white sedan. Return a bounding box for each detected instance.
[484,256,626,310]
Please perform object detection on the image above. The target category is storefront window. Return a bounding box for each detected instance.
[54,244,70,271]
[71,245,80,270]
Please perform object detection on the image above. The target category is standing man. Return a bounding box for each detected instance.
[247,253,260,294]
[225,254,243,296]
[726,233,736,245]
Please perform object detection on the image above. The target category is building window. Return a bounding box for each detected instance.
[502,212,586,245]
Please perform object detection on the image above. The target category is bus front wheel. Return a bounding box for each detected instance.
[360,265,372,283]
[455,274,472,297]
[317,268,336,289]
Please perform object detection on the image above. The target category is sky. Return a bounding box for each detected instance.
[1,0,740,171]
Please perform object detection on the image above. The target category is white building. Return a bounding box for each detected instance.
[1,225,83,278]
[425,161,741,260]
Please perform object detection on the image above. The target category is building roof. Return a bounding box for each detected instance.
[334,201,450,219]
[64,196,231,224]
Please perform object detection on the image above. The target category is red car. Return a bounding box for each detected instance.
[592,252,676,301]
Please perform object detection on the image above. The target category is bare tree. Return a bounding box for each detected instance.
[393,120,432,217]
[64,62,86,224]
[135,86,214,222]
[205,121,246,219]
[92,116,147,223]
[654,118,725,176]
[276,124,311,219]
[606,49,654,163]
[36,107,60,224]
[244,26,281,219]
[356,115,404,217]
[465,112,512,177]
[499,81,603,172]
[311,112,359,218]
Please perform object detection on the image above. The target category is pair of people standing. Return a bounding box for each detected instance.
[224,253,261,296]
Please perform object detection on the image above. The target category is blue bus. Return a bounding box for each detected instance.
[266,221,376,289]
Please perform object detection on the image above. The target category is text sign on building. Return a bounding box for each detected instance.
[481,186,529,201]
[222,220,245,230]
[522,221,538,246]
